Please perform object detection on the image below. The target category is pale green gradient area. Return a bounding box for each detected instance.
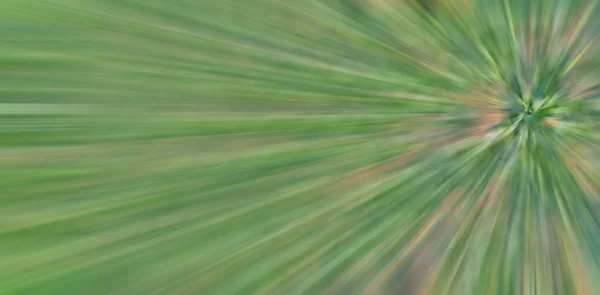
[3,0,600,294]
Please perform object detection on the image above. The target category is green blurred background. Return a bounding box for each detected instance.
[3,0,600,294]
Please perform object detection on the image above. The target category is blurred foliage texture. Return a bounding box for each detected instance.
[3,0,600,294]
